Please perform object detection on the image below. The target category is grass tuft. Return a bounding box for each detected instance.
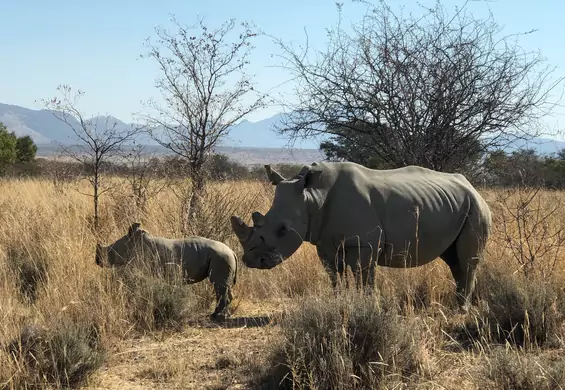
[260,292,425,389]
[470,268,565,349]
[487,348,565,390]
[4,320,105,389]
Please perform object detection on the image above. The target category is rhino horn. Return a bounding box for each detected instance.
[278,227,305,258]
[265,165,286,185]
[251,211,265,227]
[231,216,252,240]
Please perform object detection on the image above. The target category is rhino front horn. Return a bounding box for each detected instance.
[231,216,252,241]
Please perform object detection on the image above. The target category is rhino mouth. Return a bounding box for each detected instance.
[243,252,284,269]
[95,245,105,267]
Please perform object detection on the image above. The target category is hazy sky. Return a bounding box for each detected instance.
[2,0,565,131]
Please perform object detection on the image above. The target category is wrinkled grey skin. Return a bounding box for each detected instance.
[231,161,492,311]
[96,223,238,320]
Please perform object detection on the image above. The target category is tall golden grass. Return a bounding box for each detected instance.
[1,177,565,389]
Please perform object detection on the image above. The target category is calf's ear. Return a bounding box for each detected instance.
[128,222,141,237]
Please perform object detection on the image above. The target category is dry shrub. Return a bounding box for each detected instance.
[112,267,196,332]
[4,240,49,304]
[463,266,565,349]
[374,262,455,316]
[487,348,565,390]
[491,187,565,279]
[260,292,426,390]
[2,320,105,389]
[196,180,268,242]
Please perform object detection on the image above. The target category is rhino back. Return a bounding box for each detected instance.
[315,163,486,265]
[146,237,211,281]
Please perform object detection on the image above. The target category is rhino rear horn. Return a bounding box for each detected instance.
[251,211,265,227]
[265,165,286,185]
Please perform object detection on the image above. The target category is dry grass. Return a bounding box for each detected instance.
[1,177,565,389]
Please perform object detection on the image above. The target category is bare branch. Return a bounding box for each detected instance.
[136,16,266,230]
[272,0,565,173]
[42,85,139,231]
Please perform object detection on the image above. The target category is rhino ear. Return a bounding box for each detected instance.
[231,216,252,241]
[294,165,322,193]
[128,222,141,237]
[265,165,286,185]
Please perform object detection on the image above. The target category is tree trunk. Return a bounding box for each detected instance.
[189,171,206,219]
[93,174,99,233]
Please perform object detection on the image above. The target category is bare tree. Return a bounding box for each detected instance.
[139,16,266,233]
[274,0,564,173]
[43,85,139,231]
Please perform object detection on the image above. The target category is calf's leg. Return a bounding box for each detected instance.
[208,264,234,321]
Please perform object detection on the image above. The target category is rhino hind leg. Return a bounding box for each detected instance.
[441,216,487,312]
[210,283,232,321]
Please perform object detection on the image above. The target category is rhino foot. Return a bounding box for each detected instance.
[210,311,231,322]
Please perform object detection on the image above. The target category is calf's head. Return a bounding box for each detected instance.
[95,222,147,267]
[231,164,321,269]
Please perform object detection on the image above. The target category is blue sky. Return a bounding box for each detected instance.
[2,0,565,133]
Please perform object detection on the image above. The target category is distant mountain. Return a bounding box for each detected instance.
[497,136,565,156]
[0,103,138,146]
[0,102,320,149]
[1,101,564,155]
[220,113,322,149]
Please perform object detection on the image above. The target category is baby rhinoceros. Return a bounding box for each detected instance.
[95,222,238,321]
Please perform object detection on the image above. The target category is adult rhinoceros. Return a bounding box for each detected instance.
[230,161,492,311]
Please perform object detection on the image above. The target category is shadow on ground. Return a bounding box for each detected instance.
[188,315,280,329]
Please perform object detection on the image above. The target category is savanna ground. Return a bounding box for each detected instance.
[2,175,565,389]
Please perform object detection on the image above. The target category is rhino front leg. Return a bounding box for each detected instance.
[317,246,346,293]
[344,247,377,294]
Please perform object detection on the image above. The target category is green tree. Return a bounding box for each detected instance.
[15,135,37,163]
[0,122,17,174]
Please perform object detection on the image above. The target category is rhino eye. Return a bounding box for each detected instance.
[259,235,265,243]
[275,223,287,238]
